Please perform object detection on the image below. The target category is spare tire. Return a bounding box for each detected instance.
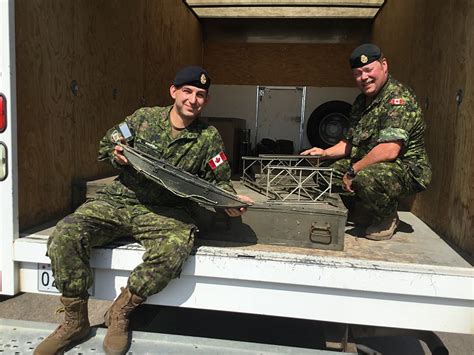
[306,100,352,149]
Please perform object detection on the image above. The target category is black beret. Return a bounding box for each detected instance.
[349,43,382,69]
[173,66,211,90]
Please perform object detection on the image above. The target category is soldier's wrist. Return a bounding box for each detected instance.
[346,165,357,178]
[319,149,328,159]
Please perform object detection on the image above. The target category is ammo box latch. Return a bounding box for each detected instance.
[309,222,332,245]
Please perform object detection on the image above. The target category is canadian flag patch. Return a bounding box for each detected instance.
[208,151,227,170]
[390,98,405,105]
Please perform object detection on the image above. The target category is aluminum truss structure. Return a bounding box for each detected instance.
[241,154,333,203]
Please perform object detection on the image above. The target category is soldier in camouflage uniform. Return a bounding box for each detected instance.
[35,66,252,355]
[303,44,431,241]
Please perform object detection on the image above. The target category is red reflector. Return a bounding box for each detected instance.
[0,95,6,132]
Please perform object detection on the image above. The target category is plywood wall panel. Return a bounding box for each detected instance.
[373,0,473,255]
[72,0,146,180]
[144,0,203,106]
[450,2,474,255]
[16,0,203,229]
[15,0,75,228]
[204,42,355,86]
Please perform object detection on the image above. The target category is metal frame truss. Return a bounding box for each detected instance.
[241,155,333,203]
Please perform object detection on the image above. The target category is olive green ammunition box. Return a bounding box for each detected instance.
[195,181,347,251]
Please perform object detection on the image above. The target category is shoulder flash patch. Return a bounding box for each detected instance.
[208,151,227,170]
[390,98,405,105]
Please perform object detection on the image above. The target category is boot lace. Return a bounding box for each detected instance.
[51,304,80,337]
[112,304,135,331]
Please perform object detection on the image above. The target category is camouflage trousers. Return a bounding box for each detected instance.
[47,197,196,298]
[327,158,419,222]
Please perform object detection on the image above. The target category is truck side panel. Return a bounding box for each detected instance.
[0,0,19,295]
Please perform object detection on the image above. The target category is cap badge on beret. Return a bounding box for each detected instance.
[173,66,211,90]
[349,43,382,69]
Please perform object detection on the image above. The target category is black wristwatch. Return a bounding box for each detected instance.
[347,165,357,178]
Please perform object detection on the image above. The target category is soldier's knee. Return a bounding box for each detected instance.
[352,170,375,193]
[47,215,86,254]
[353,173,388,205]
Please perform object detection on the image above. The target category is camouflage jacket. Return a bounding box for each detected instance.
[97,105,235,206]
[345,76,432,189]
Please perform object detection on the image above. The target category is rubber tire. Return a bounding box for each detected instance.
[306,100,352,149]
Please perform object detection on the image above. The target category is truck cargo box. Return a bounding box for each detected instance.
[1,0,472,343]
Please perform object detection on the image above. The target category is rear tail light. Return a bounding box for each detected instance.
[0,94,6,132]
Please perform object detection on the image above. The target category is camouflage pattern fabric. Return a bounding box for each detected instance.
[345,76,432,189]
[48,105,233,298]
[338,76,432,221]
[98,105,235,207]
[48,199,195,298]
[326,158,415,222]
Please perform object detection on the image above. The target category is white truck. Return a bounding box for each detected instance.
[1,0,473,352]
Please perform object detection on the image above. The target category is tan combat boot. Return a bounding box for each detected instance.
[364,212,399,241]
[34,295,90,355]
[103,287,145,355]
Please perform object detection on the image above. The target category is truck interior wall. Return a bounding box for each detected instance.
[373,0,473,256]
[15,0,202,231]
[204,42,355,87]
[202,19,371,87]
[202,85,359,151]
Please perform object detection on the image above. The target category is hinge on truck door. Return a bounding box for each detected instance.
[309,222,332,245]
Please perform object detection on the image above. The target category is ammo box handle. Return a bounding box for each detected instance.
[309,222,332,245]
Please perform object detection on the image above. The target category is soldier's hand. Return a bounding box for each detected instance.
[225,195,254,217]
[113,144,129,166]
[301,147,324,156]
[342,173,354,192]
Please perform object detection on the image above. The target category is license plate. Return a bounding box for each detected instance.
[37,264,94,295]
[37,264,59,293]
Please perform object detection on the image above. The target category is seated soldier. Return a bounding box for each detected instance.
[35,66,253,355]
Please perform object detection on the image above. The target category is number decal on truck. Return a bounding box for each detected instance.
[37,263,94,295]
[37,264,59,293]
